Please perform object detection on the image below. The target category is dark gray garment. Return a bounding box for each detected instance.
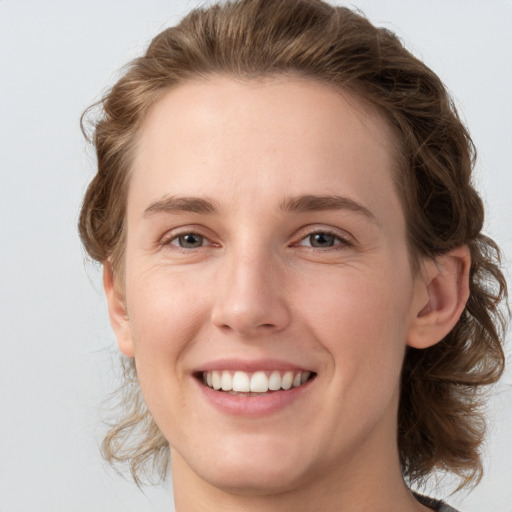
[413,492,461,512]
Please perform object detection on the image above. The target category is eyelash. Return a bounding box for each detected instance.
[162,230,213,250]
[161,227,353,253]
[294,229,353,250]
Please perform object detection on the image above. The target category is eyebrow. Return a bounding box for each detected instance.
[143,193,377,223]
[280,194,377,223]
[144,196,219,217]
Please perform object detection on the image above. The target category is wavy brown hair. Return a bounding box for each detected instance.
[79,0,508,487]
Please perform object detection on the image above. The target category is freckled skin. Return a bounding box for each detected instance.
[109,77,437,512]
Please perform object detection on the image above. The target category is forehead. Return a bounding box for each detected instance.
[128,76,403,235]
[134,75,396,171]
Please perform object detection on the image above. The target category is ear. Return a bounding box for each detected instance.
[407,245,471,349]
[103,261,135,358]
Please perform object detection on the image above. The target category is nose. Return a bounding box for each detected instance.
[210,247,291,338]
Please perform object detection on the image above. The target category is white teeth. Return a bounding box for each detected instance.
[250,371,269,392]
[202,369,312,393]
[212,371,222,390]
[221,371,232,391]
[232,371,250,392]
[301,371,311,385]
[268,371,282,390]
[281,371,294,390]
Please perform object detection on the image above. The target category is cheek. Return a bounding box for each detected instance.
[123,271,210,430]
[125,268,209,366]
[301,265,412,384]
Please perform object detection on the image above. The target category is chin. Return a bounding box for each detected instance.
[200,462,307,497]
[178,434,313,496]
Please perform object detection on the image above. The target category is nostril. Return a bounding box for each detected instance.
[211,292,291,336]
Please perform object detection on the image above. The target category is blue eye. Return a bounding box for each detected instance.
[299,232,347,248]
[171,233,205,248]
[308,233,336,247]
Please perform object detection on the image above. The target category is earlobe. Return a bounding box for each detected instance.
[407,245,471,349]
[103,262,135,358]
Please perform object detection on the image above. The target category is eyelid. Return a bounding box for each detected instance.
[157,224,355,250]
[292,225,355,248]
[159,225,218,248]
[169,233,207,248]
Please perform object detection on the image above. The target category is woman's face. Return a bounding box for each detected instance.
[111,76,428,494]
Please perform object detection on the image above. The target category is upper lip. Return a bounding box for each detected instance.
[195,358,314,373]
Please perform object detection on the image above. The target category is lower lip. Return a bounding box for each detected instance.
[196,378,313,417]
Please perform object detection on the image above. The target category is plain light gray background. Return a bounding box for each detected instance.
[0,1,510,511]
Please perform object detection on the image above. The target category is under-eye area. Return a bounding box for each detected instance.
[195,370,316,394]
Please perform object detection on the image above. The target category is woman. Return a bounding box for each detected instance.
[79,1,508,510]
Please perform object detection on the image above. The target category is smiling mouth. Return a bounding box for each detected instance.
[197,370,315,395]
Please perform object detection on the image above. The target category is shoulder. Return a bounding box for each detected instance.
[413,491,461,512]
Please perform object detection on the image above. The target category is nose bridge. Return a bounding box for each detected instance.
[211,241,290,336]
